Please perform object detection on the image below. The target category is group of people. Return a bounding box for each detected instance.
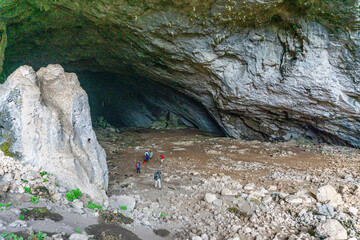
[134,151,165,189]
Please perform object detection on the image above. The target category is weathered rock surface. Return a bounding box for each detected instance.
[0,1,359,146]
[109,195,136,211]
[204,193,217,203]
[316,219,348,240]
[0,64,108,202]
[316,184,343,208]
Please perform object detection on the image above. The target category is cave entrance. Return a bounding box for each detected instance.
[76,71,224,135]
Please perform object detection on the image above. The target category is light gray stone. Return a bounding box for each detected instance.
[221,188,236,196]
[0,65,108,202]
[318,205,335,217]
[201,234,209,240]
[69,234,88,240]
[204,193,217,203]
[52,234,63,240]
[237,198,255,217]
[348,207,358,216]
[213,199,223,207]
[109,195,136,211]
[72,199,84,209]
[192,236,202,240]
[316,219,347,239]
[316,184,343,207]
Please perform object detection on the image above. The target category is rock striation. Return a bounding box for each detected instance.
[0,0,359,146]
[0,64,108,202]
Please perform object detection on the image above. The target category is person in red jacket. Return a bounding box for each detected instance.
[135,162,141,175]
[160,154,164,164]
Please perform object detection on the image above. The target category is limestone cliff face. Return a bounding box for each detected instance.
[0,0,359,146]
[0,64,108,202]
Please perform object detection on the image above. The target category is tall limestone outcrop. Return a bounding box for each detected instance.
[0,64,108,202]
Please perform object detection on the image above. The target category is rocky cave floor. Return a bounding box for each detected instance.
[100,127,360,240]
[0,127,359,240]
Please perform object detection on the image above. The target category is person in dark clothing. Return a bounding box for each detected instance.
[144,151,149,163]
[154,170,162,189]
[136,162,141,175]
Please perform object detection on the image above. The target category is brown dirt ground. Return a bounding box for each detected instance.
[95,128,360,196]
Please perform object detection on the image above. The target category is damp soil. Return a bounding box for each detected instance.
[21,207,63,222]
[85,223,142,240]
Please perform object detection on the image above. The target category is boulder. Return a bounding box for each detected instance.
[192,237,202,240]
[237,198,255,217]
[52,234,63,240]
[69,234,88,240]
[109,195,136,211]
[316,219,347,239]
[348,207,358,216]
[0,65,108,202]
[204,193,217,203]
[213,199,223,207]
[221,188,237,196]
[244,183,255,191]
[318,205,335,217]
[72,199,84,209]
[316,185,343,207]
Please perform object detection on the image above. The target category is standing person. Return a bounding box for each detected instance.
[149,150,153,160]
[160,154,164,165]
[135,162,141,175]
[144,151,149,163]
[154,170,162,189]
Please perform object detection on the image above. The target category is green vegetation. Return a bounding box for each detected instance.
[120,205,127,211]
[43,178,48,182]
[76,227,81,233]
[65,188,82,202]
[200,0,359,31]
[87,201,102,211]
[28,232,47,240]
[1,232,23,240]
[1,231,47,240]
[24,187,31,194]
[19,214,24,220]
[0,130,14,157]
[30,196,39,205]
[0,141,13,157]
[99,211,134,224]
[22,180,28,183]
[250,198,261,205]
[39,171,47,177]
[21,207,63,222]
[0,201,13,210]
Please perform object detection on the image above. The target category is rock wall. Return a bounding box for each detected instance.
[0,64,108,202]
[0,0,359,146]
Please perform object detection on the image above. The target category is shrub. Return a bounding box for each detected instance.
[87,201,102,211]
[30,196,39,205]
[120,206,127,211]
[66,189,82,202]
[0,141,13,157]
[24,187,31,194]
